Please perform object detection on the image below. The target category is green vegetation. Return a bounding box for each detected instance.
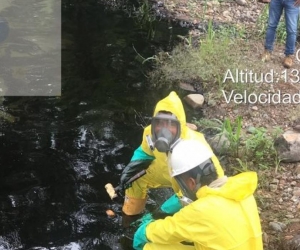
[194,116,283,174]
[142,2,300,91]
[135,1,289,175]
[134,0,156,39]
[146,19,264,94]
[245,126,282,171]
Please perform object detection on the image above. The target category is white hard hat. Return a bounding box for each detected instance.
[168,139,214,177]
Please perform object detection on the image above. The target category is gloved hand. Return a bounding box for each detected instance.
[134,194,182,224]
[133,220,153,250]
[160,194,183,214]
[133,212,154,228]
[120,160,152,189]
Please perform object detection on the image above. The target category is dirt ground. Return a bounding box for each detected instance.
[152,0,300,249]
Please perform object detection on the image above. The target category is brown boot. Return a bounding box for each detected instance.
[283,55,294,68]
[122,196,147,215]
[261,50,271,62]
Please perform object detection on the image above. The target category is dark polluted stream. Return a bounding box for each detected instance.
[0,1,189,249]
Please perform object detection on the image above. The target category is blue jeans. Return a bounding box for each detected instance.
[264,0,300,55]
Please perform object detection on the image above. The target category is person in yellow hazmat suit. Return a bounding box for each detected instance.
[119,91,224,224]
[133,139,263,250]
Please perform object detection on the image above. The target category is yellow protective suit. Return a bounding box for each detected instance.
[144,172,263,250]
[123,91,224,215]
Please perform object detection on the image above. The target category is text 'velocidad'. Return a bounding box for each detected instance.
[222,90,300,104]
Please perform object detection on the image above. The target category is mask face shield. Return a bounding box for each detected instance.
[174,175,197,202]
[173,159,215,203]
[151,113,181,152]
[179,196,194,207]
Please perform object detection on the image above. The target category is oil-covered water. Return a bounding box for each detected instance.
[0,0,188,249]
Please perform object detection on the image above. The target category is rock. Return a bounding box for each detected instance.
[247,126,256,134]
[186,122,198,131]
[207,134,230,155]
[293,124,300,132]
[287,234,300,248]
[184,94,204,109]
[235,0,248,5]
[157,1,164,7]
[274,131,300,163]
[211,0,220,6]
[294,164,300,175]
[207,99,217,106]
[269,221,286,232]
[179,82,197,92]
[106,209,116,218]
[225,16,232,22]
[269,184,278,192]
[263,232,269,245]
[293,189,300,196]
[222,10,230,17]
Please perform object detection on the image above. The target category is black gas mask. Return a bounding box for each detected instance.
[148,113,181,153]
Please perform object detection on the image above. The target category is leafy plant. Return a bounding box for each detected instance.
[219,116,242,157]
[196,116,243,160]
[233,158,249,173]
[134,0,156,39]
[244,126,282,169]
[193,117,223,134]
[194,116,283,173]
[245,127,271,168]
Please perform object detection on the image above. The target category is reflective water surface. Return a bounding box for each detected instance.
[0,0,61,96]
[0,1,187,249]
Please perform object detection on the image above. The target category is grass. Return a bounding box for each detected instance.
[134,0,157,39]
[147,19,265,93]
[194,116,283,174]
[143,0,300,92]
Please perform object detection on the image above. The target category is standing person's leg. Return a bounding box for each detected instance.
[262,0,284,61]
[283,0,300,67]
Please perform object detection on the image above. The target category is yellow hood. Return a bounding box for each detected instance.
[197,172,258,201]
[153,91,187,138]
[141,91,224,179]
